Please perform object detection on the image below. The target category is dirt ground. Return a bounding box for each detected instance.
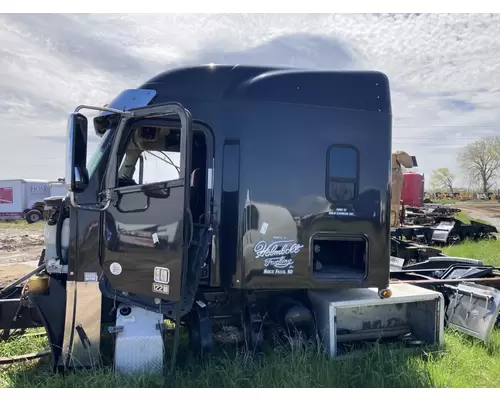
[0,222,44,287]
[456,200,500,216]
[454,201,500,228]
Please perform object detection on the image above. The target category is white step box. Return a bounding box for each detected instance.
[114,305,165,375]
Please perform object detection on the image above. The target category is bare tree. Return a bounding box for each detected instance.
[457,136,500,193]
[430,168,455,193]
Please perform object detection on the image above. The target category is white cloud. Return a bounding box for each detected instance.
[1,13,499,188]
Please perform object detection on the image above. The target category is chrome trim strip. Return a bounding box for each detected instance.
[75,105,128,114]
[60,280,76,368]
[60,281,103,369]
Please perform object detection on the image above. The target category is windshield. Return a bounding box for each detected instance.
[86,127,115,179]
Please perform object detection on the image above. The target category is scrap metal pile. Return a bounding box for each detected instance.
[390,203,500,340]
[389,150,500,341]
[396,204,498,246]
[391,150,498,247]
[389,240,500,341]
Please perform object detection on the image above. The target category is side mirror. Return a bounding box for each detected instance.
[66,113,90,193]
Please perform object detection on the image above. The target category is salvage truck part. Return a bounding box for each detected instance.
[445,283,500,341]
[390,150,417,228]
[0,65,450,374]
[389,252,500,341]
[308,283,444,357]
[392,217,498,247]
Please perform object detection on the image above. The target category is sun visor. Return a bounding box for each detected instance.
[94,89,157,135]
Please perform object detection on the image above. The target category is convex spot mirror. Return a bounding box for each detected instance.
[66,112,90,193]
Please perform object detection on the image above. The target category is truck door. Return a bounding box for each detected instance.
[100,104,207,306]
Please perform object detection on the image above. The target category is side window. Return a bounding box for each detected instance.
[326,145,358,202]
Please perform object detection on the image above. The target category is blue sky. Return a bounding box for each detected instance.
[1,13,499,188]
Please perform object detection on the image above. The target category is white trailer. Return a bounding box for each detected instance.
[49,181,68,198]
[0,179,50,222]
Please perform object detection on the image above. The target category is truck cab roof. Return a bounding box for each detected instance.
[140,64,391,114]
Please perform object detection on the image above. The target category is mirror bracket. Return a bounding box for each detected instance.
[74,105,130,116]
[69,189,115,212]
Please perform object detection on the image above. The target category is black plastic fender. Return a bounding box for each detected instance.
[30,279,67,371]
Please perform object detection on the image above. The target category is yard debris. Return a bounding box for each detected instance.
[394,203,498,247]
[390,233,500,341]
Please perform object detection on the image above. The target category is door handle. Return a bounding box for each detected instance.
[143,184,171,199]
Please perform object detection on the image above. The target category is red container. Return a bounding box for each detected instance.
[401,172,424,207]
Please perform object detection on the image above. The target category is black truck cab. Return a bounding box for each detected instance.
[49,64,392,368]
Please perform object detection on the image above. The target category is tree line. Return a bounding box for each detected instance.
[430,136,500,194]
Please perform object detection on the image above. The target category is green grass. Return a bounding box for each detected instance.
[454,210,490,226]
[1,212,500,388]
[442,238,500,266]
[0,329,499,388]
[455,211,471,224]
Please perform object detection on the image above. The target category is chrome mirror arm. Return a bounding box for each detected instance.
[69,190,114,212]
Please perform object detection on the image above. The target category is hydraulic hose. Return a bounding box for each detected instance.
[0,349,51,365]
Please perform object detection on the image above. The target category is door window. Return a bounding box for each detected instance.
[132,151,180,184]
[117,125,181,187]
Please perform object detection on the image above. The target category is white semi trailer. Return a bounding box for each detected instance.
[0,178,67,223]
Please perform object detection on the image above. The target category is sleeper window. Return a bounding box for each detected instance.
[326,145,358,202]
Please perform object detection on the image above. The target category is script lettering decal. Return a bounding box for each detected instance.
[253,239,304,270]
